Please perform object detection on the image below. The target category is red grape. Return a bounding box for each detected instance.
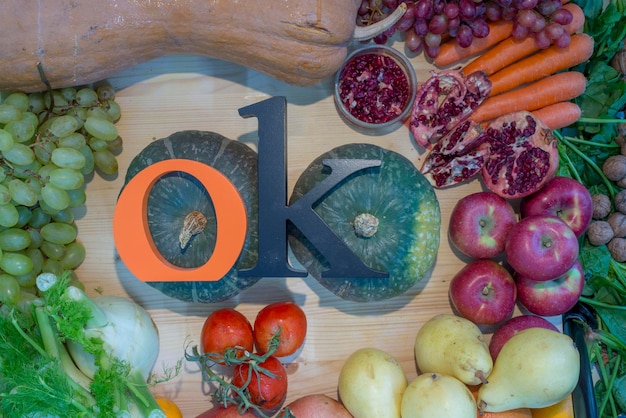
[429,14,449,34]
[551,8,573,25]
[456,24,474,48]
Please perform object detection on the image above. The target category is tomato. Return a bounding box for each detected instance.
[200,308,254,357]
[155,397,183,418]
[253,301,307,357]
[232,355,288,411]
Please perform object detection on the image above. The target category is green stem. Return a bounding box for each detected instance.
[578,117,626,124]
[125,368,165,418]
[561,135,620,149]
[579,296,626,310]
[64,286,109,328]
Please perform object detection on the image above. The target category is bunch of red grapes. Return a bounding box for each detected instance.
[357,0,574,58]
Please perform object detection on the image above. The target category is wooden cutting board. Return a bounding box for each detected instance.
[74,46,561,416]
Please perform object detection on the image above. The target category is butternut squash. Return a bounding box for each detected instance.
[1,0,373,92]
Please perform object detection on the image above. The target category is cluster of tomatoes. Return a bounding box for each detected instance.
[197,301,308,415]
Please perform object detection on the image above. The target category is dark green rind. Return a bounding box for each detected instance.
[288,143,440,302]
[122,131,259,303]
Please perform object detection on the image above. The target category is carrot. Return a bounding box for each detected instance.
[469,71,587,123]
[532,102,582,130]
[487,33,593,96]
[433,20,514,68]
[462,3,585,76]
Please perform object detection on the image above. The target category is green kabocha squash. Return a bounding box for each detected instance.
[122,130,259,303]
[288,143,440,302]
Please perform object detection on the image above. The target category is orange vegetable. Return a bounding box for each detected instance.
[463,3,585,76]
[532,102,582,130]
[155,397,183,418]
[487,33,594,96]
[531,396,574,418]
[469,71,587,123]
[434,20,514,68]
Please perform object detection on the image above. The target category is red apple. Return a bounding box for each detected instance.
[449,259,517,325]
[515,260,584,317]
[504,214,579,281]
[488,315,559,360]
[449,191,518,259]
[520,176,593,237]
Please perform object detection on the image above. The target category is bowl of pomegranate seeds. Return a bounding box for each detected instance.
[334,44,417,131]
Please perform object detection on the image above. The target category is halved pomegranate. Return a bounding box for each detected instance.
[481,112,559,199]
[409,69,491,148]
[421,111,559,197]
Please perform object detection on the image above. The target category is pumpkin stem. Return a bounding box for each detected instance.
[353,213,379,238]
[352,3,407,42]
[179,211,208,249]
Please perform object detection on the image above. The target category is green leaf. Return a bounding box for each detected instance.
[596,306,626,348]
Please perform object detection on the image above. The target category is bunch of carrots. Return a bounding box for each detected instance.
[433,2,592,131]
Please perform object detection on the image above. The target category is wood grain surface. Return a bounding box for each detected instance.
[74,45,562,416]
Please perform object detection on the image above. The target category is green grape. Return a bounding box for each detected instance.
[84,116,118,141]
[40,221,77,245]
[41,183,70,211]
[88,136,109,152]
[78,145,95,176]
[25,177,42,197]
[42,258,63,276]
[0,167,6,183]
[51,207,75,224]
[0,184,11,205]
[58,132,87,149]
[38,163,58,180]
[106,136,123,155]
[15,269,38,289]
[44,91,69,113]
[0,252,33,276]
[60,87,77,102]
[67,187,87,207]
[41,240,66,260]
[96,83,116,101]
[50,114,79,138]
[103,100,122,122]
[25,248,44,275]
[61,241,86,270]
[15,205,32,228]
[20,111,40,131]
[0,273,21,305]
[0,103,22,124]
[75,88,99,107]
[3,92,30,112]
[27,228,43,249]
[94,149,118,175]
[66,107,88,126]
[8,179,38,207]
[0,203,19,227]
[50,146,86,170]
[28,207,51,229]
[49,167,84,190]
[0,228,31,251]
[86,107,110,121]
[3,143,36,166]
[4,118,36,143]
[11,160,42,180]
[38,199,61,216]
[34,140,56,164]
[0,129,15,151]
[28,92,46,114]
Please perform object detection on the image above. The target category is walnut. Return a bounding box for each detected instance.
[618,177,626,189]
[592,193,612,219]
[602,155,626,182]
[616,189,626,214]
[608,237,626,262]
[587,221,614,245]
[608,211,626,238]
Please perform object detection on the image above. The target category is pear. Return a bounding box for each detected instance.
[401,373,476,418]
[414,314,492,385]
[477,327,580,412]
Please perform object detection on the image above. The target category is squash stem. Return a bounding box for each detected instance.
[179,210,208,249]
[353,213,379,238]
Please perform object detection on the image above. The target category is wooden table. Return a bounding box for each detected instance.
[75,44,560,416]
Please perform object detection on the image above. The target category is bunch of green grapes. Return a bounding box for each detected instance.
[0,83,123,308]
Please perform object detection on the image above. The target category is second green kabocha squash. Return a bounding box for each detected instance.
[121,130,259,303]
[288,143,441,302]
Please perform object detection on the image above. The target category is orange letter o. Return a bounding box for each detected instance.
[113,159,247,282]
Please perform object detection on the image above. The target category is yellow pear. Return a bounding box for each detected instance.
[401,373,476,418]
[414,314,492,385]
[477,327,580,412]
